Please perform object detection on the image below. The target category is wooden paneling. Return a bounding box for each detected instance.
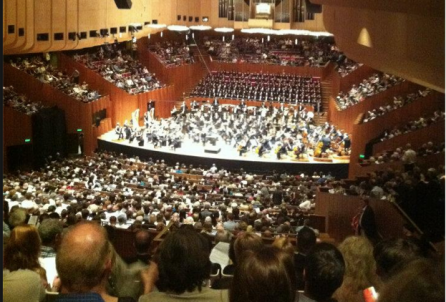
[373,122,445,156]
[3,63,112,155]
[3,107,33,147]
[208,61,332,79]
[356,152,445,177]
[185,97,315,112]
[314,192,404,243]
[348,92,445,177]
[328,81,417,135]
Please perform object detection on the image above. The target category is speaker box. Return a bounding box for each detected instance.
[114,0,132,9]
[304,0,322,13]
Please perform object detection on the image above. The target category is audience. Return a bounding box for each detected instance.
[336,73,405,110]
[376,110,444,142]
[8,55,102,103]
[190,71,321,104]
[333,236,382,302]
[361,88,432,123]
[149,41,195,67]
[299,242,345,302]
[230,246,296,302]
[139,226,229,301]
[335,58,362,77]
[3,85,46,115]
[203,36,341,67]
[377,258,444,302]
[4,225,48,302]
[55,222,136,301]
[72,43,165,95]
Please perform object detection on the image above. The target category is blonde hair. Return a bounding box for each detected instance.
[272,236,295,257]
[333,236,382,302]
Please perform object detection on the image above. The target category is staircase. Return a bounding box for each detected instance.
[314,80,332,126]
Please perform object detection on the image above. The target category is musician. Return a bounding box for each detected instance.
[343,134,351,151]
[123,121,132,140]
[191,100,199,111]
[212,97,219,109]
[321,135,332,153]
[180,101,187,116]
[136,128,144,146]
[148,100,155,120]
[144,111,150,128]
[131,109,140,128]
[238,138,249,157]
[115,122,124,140]
[171,106,179,120]
[275,143,286,160]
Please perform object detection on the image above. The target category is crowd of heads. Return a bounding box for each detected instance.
[336,73,405,110]
[190,71,322,104]
[3,149,444,302]
[366,142,444,166]
[335,58,363,77]
[377,110,445,142]
[72,42,165,95]
[203,36,341,67]
[148,41,195,67]
[362,88,432,123]
[3,85,46,115]
[8,54,102,103]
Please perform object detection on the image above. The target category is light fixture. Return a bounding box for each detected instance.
[214,27,234,33]
[189,25,212,31]
[146,24,167,29]
[167,25,190,32]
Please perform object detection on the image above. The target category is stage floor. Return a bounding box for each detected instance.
[98,131,350,178]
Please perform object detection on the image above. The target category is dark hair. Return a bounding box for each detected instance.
[297,227,316,254]
[373,238,423,280]
[305,243,345,301]
[230,246,296,302]
[378,258,444,302]
[157,227,211,294]
[234,232,264,263]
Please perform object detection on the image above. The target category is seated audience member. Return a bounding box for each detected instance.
[295,227,317,290]
[299,242,345,302]
[38,218,63,258]
[4,225,48,302]
[333,236,382,302]
[372,238,424,282]
[109,230,153,301]
[376,258,444,302]
[230,246,297,302]
[55,222,136,301]
[139,226,229,301]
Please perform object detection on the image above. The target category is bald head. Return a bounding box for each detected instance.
[135,230,152,255]
[56,222,111,293]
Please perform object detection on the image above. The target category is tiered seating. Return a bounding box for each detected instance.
[336,73,405,110]
[148,41,195,67]
[71,43,165,95]
[203,36,341,67]
[7,55,102,103]
[190,71,321,104]
[3,86,46,115]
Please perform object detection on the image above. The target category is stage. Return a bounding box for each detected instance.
[97,131,350,178]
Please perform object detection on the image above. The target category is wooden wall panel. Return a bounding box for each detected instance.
[373,122,445,156]
[4,0,17,46]
[208,61,331,79]
[348,92,445,177]
[3,63,112,155]
[327,81,416,135]
[355,152,445,177]
[314,192,404,243]
[3,107,33,147]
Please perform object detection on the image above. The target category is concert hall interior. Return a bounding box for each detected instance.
[3,1,445,302]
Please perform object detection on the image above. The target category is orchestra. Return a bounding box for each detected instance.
[114,99,351,160]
